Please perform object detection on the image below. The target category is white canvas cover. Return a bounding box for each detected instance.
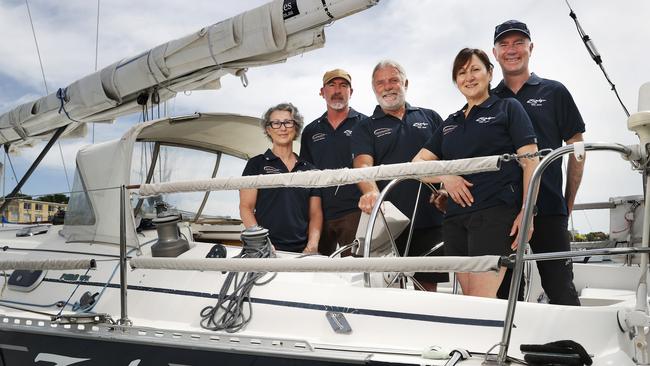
[0,0,378,148]
[62,138,139,246]
[355,202,410,257]
[62,113,270,246]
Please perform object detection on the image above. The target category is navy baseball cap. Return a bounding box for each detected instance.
[494,20,531,43]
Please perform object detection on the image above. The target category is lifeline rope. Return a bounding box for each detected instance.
[139,151,548,197]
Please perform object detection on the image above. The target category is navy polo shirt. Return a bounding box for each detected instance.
[242,149,320,252]
[299,108,367,221]
[351,103,444,228]
[493,73,586,216]
[424,95,537,217]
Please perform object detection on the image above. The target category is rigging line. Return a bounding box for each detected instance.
[57,139,71,192]
[25,1,72,192]
[4,152,20,191]
[56,267,92,318]
[94,0,101,72]
[0,301,58,318]
[92,0,101,144]
[2,152,6,199]
[564,0,630,117]
[24,0,48,95]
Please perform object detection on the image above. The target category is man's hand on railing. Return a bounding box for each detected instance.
[358,190,380,214]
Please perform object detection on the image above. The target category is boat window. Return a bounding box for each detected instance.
[64,166,96,226]
[130,143,246,221]
[200,154,247,221]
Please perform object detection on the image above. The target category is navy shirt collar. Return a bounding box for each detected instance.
[318,107,361,124]
[452,94,500,118]
[370,102,418,119]
[263,148,306,167]
[263,148,278,161]
[494,72,542,94]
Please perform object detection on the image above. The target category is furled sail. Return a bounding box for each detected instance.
[0,0,378,148]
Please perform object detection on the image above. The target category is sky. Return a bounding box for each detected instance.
[0,0,649,233]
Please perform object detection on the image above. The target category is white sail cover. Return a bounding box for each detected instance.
[0,0,378,147]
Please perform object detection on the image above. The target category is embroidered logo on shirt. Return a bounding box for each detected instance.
[312,133,326,142]
[412,122,429,129]
[526,98,546,107]
[373,128,392,138]
[343,129,353,137]
[263,166,282,174]
[476,116,496,124]
[442,125,458,135]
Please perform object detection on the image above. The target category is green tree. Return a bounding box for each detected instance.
[585,231,609,242]
[38,194,69,204]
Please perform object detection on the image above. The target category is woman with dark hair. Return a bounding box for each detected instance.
[239,103,322,253]
[413,48,539,297]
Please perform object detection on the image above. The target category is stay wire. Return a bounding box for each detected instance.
[24,0,48,95]
[25,1,72,192]
[93,0,101,144]
[57,140,71,192]
[4,152,20,193]
[565,0,630,117]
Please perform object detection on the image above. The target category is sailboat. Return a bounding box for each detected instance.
[1,0,650,365]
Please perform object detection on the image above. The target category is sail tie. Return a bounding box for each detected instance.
[56,88,80,123]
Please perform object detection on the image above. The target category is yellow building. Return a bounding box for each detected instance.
[1,198,67,223]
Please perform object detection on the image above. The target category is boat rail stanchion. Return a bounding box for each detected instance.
[118,184,132,326]
[363,178,403,287]
[630,174,650,363]
[495,143,632,365]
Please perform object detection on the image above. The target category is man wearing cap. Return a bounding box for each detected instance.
[300,69,367,256]
[492,20,585,305]
[351,60,448,291]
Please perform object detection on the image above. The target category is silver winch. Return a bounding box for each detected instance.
[151,214,189,257]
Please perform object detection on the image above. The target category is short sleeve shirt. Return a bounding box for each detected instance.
[493,73,586,216]
[242,149,320,252]
[299,108,367,220]
[424,95,537,217]
[351,103,444,228]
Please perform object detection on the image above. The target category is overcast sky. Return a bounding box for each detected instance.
[1,0,649,232]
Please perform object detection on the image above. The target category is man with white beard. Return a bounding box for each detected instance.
[351,60,448,291]
[300,69,367,256]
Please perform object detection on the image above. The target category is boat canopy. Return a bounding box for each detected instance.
[0,0,378,149]
[62,113,269,247]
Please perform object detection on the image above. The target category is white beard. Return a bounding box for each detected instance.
[376,92,405,111]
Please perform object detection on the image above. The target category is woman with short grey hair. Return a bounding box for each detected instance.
[239,103,322,254]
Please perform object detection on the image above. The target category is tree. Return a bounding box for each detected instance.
[11,193,32,200]
[38,194,69,204]
[585,231,609,242]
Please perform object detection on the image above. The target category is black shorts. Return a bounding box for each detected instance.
[395,226,449,283]
[443,204,518,257]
